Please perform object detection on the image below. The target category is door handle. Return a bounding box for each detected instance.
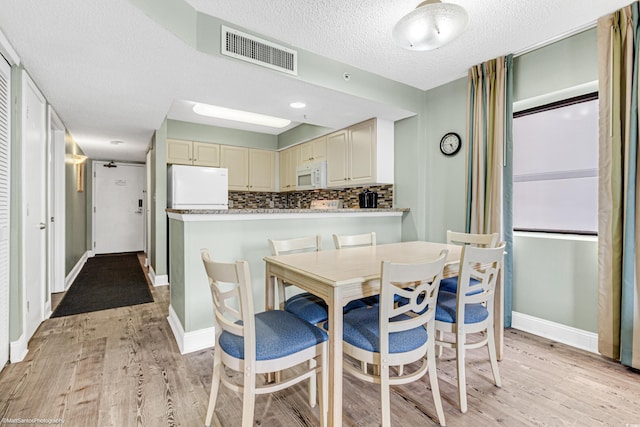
[39,222,46,230]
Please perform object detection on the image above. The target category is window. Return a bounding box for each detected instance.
[512,93,598,235]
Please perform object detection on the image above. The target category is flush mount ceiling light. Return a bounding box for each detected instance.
[192,102,291,128]
[290,102,306,109]
[393,0,469,51]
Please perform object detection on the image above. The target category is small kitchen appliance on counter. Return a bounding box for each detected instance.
[358,190,378,208]
[310,199,343,209]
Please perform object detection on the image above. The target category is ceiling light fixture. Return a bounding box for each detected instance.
[192,103,291,128]
[393,0,469,51]
[290,102,306,109]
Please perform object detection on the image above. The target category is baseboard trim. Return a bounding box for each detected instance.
[10,333,28,363]
[511,311,598,354]
[64,251,90,291]
[148,266,169,287]
[167,305,214,355]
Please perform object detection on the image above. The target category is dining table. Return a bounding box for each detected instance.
[264,240,506,426]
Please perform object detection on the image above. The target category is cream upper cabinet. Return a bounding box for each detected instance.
[220,145,249,191]
[326,118,394,188]
[221,146,276,192]
[279,145,300,192]
[326,130,349,187]
[167,139,192,165]
[167,138,220,167]
[299,136,326,164]
[193,142,220,166]
[249,149,275,192]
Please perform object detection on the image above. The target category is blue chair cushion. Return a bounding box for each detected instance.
[285,292,368,324]
[439,276,482,295]
[336,306,428,354]
[218,310,328,360]
[435,291,489,324]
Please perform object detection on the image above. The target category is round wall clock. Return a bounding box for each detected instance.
[440,132,462,156]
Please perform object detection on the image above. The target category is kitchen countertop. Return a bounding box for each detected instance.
[166,207,409,221]
[166,207,408,214]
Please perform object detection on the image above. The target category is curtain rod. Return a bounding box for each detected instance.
[513,20,597,58]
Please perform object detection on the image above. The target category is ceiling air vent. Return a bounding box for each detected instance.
[221,25,297,76]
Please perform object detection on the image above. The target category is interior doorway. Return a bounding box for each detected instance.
[92,161,145,254]
[22,71,47,340]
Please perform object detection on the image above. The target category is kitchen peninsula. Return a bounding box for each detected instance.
[166,207,408,354]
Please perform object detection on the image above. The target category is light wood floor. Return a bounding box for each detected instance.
[1,257,639,426]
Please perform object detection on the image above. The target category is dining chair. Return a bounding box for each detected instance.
[434,242,506,413]
[332,232,379,306]
[270,236,368,324]
[336,251,448,427]
[201,249,329,427]
[332,231,376,249]
[439,230,499,295]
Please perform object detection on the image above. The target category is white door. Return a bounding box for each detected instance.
[0,55,12,369]
[48,107,65,294]
[93,162,145,254]
[22,71,47,340]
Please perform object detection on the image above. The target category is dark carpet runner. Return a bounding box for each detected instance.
[51,252,153,318]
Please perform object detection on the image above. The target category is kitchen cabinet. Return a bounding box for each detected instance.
[166,138,220,167]
[249,149,276,192]
[279,145,300,192]
[326,118,394,188]
[299,136,326,164]
[220,145,276,192]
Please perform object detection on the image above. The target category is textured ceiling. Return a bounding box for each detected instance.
[0,0,630,161]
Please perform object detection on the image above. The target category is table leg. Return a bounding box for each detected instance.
[265,266,276,312]
[327,288,343,427]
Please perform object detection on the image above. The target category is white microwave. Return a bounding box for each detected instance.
[296,161,327,190]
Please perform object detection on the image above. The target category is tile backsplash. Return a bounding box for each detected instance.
[228,185,393,209]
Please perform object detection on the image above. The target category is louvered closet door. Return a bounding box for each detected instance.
[0,55,11,369]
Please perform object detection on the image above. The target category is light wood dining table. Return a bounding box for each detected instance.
[265,240,498,426]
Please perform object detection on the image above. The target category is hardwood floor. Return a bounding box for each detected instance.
[1,257,639,426]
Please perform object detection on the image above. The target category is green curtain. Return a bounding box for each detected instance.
[466,55,514,357]
[597,2,640,369]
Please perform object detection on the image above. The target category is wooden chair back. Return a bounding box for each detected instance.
[332,232,376,249]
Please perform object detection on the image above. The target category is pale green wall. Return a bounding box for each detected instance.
[277,123,335,149]
[64,133,89,274]
[513,29,598,102]
[513,233,598,332]
[167,119,278,150]
[150,120,168,277]
[424,78,468,243]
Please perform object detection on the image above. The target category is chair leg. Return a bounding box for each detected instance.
[318,349,328,427]
[456,331,468,413]
[427,342,446,426]
[380,362,391,427]
[205,350,223,427]
[486,325,502,387]
[242,363,257,427]
[308,358,317,407]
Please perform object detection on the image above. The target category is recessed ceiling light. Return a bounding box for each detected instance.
[193,102,291,128]
[290,102,306,109]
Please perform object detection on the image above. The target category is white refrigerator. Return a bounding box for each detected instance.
[167,165,229,209]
